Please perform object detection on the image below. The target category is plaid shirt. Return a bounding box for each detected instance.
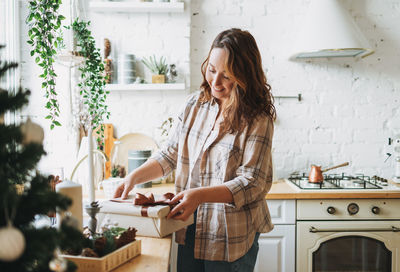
[151,92,274,262]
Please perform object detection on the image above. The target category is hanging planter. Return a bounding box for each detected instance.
[70,18,110,146]
[26,0,66,129]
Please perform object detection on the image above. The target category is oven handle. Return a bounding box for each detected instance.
[309,226,400,233]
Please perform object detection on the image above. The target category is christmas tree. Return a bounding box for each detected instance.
[0,45,88,272]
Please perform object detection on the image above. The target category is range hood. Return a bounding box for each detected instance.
[290,0,374,60]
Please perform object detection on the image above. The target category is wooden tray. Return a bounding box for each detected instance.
[61,239,141,272]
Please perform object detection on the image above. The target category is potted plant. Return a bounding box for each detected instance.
[142,55,168,83]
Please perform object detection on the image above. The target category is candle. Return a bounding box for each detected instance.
[87,126,95,204]
[56,180,83,230]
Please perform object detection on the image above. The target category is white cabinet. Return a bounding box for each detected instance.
[254,199,296,272]
[255,225,295,272]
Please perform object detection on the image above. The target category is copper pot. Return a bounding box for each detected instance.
[308,162,350,183]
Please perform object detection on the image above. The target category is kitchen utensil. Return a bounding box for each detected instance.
[308,162,349,183]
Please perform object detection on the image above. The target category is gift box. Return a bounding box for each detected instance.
[97,193,193,238]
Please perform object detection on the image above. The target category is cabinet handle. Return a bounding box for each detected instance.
[309,226,400,233]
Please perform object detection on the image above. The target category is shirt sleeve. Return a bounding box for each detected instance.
[224,116,274,209]
[150,92,198,177]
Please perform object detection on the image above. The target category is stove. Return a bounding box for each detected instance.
[287,172,391,190]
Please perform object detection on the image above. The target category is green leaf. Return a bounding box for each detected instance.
[45,115,52,119]
[35,56,40,63]
[53,121,61,126]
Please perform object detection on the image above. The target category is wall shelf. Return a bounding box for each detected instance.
[106,83,185,91]
[89,1,185,13]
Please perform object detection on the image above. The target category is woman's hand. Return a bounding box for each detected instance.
[113,176,134,199]
[113,159,164,199]
[167,188,203,221]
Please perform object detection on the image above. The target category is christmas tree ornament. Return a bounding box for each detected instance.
[49,250,67,272]
[0,223,26,262]
[20,117,44,145]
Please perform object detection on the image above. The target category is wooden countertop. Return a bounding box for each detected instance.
[267,179,400,199]
[118,180,400,200]
[113,236,171,272]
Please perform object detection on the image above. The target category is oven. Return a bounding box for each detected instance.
[296,199,400,272]
[287,173,400,272]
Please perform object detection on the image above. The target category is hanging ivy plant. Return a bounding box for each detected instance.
[26,0,65,129]
[70,18,110,147]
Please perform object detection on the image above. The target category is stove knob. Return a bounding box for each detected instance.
[347,203,359,215]
[327,206,336,214]
[371,206,380,214]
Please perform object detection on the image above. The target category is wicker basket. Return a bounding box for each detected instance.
[61,239,141,272]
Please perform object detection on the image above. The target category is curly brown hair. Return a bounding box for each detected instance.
[200,28,276,134]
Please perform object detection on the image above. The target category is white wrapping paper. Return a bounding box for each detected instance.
[98,195,193,238]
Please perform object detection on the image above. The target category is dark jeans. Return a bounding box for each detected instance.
[177,212,260,272]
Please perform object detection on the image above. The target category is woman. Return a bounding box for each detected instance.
[114,28,276,272]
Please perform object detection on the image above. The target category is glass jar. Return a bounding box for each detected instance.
[110,141,125,178]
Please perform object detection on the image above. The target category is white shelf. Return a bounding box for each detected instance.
[89,1,185,13]
[106,83,185,91]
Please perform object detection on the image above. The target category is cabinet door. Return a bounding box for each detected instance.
[254,225,295,272]
[267,199,296,224]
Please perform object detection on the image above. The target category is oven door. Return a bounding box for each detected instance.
[297,221,400,272]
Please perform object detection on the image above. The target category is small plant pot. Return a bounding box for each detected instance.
[152,74,165,83]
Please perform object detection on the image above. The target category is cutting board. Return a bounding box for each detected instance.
[103,124,117,179]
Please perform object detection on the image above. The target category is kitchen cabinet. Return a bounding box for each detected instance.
[254,199,296,272]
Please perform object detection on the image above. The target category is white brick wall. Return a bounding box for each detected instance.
[18,0,400,180]
[190,0,400,179]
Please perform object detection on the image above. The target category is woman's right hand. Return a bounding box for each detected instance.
[113,176,134,199]
[112,159,164,199]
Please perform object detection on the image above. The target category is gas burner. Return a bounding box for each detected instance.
[288,173,384,190]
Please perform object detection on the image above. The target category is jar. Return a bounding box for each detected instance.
[110,141,125,178]
[128,150,152,188]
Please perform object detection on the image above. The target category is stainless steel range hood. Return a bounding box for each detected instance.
[290,0,374,60]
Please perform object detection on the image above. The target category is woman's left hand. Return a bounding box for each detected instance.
[167,188,203,221]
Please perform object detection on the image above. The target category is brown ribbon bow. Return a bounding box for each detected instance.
[135,192,175,217]
[112,192,176,217]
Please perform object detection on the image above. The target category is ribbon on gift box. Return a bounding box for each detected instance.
[111,192,176,217]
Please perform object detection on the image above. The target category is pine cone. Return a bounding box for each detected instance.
[64,248,81,256]
[81,248,99,257]
[94,236,107,254]
[116,227,137,248]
